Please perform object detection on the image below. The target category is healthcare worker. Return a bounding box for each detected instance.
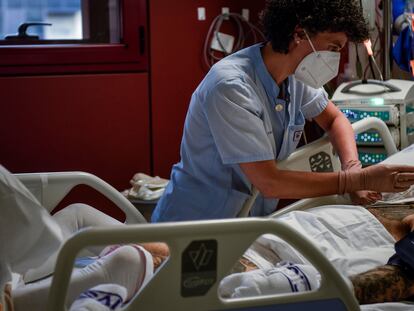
[152,0,414,222]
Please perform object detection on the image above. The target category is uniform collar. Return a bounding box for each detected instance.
[250,43,280,101]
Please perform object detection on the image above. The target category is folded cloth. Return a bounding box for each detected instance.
[123,184,166,201]
[69,284,127,311]
[130,173,169,189]
[123,173,169,201]
[219,262,320,298]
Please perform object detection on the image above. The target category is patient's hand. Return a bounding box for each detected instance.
[350,190,382,205]
[342,159,382,204]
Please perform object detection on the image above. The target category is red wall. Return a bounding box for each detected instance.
[150,0,266,177]
[0,0,267,219]
[0,73,150,219]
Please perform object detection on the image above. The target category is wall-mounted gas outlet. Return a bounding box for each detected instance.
[222,7,230,20]
[197,7,206,21]
[242,9,250,21]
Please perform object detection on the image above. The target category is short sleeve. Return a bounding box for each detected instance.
[300,86,329,120]
[203,79,275,165]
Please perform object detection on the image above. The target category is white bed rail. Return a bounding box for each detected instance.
[238,117,398,218]
[16,171,146,224]
[47,218,360,311]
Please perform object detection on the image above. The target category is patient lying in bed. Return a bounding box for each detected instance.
[222,203,414,306]
[9,201,414,310]
[3,161,414,310]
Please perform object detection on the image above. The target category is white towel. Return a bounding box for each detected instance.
[69,284,127,311]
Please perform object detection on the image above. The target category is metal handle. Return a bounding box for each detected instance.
[341,79,401,96]
[5,22,52,40]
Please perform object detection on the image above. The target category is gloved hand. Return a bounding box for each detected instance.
[339,164,414,194]
[341,159,382,205]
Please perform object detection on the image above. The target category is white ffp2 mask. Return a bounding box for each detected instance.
[294,32,341,89]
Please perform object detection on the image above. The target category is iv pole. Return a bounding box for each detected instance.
[383,0,393,80]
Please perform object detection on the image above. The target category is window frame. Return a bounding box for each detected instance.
[0,0,148,75]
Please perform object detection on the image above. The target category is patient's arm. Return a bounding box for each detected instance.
[350,265,414,304]
[350,212,414,304]
[366,208,411,241]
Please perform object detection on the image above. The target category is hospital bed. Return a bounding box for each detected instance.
[7,117,408,310]
[15,171,147,224]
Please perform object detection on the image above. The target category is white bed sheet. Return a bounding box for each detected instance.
[225,205,414,310]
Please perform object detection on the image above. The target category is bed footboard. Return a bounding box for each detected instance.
[47,218,360,311]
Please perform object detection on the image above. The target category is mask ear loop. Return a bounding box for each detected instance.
[303,29,337,74]
[303,29,318,53]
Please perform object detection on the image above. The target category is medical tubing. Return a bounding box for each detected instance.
[203,12,265,69]
[370,55,384,81]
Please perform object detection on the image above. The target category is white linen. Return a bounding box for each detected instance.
[246,205,395,276]
[222,205,413,310]
[361,302,414,311]
[0,165,63,290]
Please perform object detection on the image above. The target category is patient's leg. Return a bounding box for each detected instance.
[23,204,124,283]
[53,203,124,255]
[13,245,152,311]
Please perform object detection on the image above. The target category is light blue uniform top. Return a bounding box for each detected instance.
[152,43,329,222]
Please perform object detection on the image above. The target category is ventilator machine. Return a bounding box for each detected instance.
[332,79,414,166]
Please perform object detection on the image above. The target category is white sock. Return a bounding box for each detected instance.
[24,204,124,284]
[219,262,320,298]
[14,245,153,311]
[69,284,127,311]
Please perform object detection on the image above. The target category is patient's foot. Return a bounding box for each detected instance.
[140,242,169,270]
[367,208,410,241]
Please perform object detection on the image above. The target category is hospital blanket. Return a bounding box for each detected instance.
[220,205,414,310]
[248,205,395,276]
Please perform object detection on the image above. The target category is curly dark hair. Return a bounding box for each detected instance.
[261,0,370,53]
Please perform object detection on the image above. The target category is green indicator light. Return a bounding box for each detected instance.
[371,98,385,106]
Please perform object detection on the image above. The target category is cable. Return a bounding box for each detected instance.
[355,43,363,79]
[368,53,377,79]
[203,12,266,70]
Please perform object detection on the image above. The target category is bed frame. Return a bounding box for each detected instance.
[47,218,360,311]
[15,171,147,224]
[10,117,398,311]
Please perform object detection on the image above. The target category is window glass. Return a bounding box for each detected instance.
[0,0,121,43]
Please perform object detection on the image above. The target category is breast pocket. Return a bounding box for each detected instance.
[279,112,305,160]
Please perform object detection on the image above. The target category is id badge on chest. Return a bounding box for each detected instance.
[293,130,303,142]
